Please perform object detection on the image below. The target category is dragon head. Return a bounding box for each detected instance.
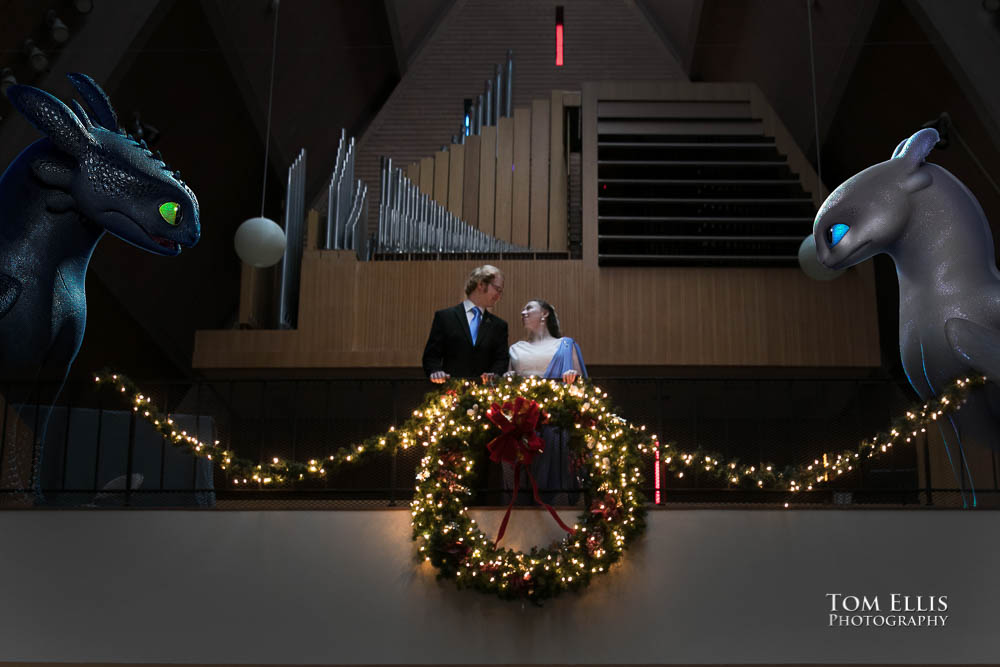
[814,127,937,270]
[5,73,199,256]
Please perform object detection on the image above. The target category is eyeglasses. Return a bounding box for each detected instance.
[490,283,504,294]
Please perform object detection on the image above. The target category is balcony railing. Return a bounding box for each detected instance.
[0,376,984,509]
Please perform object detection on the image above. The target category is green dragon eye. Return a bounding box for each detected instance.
[159,202,180,225]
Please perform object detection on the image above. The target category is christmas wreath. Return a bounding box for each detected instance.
[409,377,651,603]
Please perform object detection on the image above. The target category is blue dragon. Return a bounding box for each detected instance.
[0,73,199,500]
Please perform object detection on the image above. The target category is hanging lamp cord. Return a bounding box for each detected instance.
[806,0,823,196]
[260,0,281,217]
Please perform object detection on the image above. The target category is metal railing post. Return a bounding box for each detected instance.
[125,408,137,507]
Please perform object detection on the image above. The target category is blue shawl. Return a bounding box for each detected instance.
[542,337,588,380]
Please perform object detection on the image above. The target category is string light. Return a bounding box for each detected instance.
[93,368,987,602]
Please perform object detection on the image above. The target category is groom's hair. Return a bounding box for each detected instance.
[464,264,502,296]
[533,299,562,338]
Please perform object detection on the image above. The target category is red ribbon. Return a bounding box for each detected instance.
[485,398,575,544]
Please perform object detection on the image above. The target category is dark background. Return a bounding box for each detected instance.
[0,0,997,392]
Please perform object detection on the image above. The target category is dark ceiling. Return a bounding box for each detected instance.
[1,0,998,390]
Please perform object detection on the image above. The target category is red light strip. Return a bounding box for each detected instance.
[555,23,564,66]
[654,447,661,504]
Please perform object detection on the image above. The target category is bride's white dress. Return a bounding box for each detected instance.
[505,337,584,505]
[508,338,565,376]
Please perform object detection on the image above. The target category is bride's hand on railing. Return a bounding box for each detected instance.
[562,370,578,384]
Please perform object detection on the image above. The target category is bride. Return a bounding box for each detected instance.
[504,299,587,504]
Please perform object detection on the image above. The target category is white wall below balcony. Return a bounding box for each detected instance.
[1,508,998,664]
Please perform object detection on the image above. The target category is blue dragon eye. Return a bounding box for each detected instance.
[827,223,849,247]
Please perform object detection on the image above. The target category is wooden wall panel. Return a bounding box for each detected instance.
[406,162,420,185]
[529,98,550,251]
[916,423,1000,505]
[494,116,514,243]
[477,125,496,235]
[511,107,531,248]
[433,149,449,207]
[196,258,881,371]
[462,135,481,229]
[760,271,787,364]
[418,156,434,197]
[447,143,464,218]
[304,208,320,250]
[296,210,324,327]
[548,90,568,252]
[238,263,266,329]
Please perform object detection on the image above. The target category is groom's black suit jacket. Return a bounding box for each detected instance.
[422,304,509,379]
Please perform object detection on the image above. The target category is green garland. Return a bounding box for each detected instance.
[653,374,987,493]
[92,369,987,603]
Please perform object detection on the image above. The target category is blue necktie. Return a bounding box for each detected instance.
[469,307,481,344]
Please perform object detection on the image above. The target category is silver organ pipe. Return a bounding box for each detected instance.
[484,79,493,127]
[504,50,513,119]
[323,129,369,259]
[278,148,306,329]
[494,64,502,123]
[374,156,525,255]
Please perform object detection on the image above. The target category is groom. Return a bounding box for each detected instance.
[422,265,509,383]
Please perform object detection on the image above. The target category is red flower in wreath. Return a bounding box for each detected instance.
[590,493,621,521]
[439,451,464,468]
[586,530,605,556]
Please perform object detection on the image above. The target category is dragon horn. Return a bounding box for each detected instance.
[66,72,119,131]
[69,99,95,129]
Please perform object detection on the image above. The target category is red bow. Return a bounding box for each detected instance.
[486,397,545,465]
[485,398,574,544]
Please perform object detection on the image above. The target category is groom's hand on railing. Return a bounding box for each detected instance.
[562,370,578,384]
[430,371,450,384]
